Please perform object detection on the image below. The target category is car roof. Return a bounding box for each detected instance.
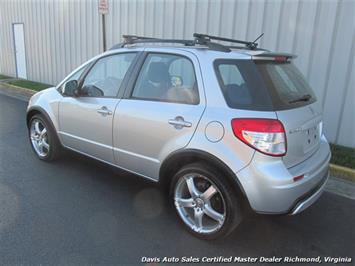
[103,45,268,59]
[103,45,295,62]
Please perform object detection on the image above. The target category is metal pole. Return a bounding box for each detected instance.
[102,14,106,51]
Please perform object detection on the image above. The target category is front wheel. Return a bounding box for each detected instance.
[28,114,62,161]
[170,163,244,240]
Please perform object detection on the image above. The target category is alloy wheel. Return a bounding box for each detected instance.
[30,119,50,157]
[174,174,226,234]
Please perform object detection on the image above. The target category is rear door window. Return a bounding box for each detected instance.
[131,53,199,105]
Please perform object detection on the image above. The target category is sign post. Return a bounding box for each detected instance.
[98,0,108,51]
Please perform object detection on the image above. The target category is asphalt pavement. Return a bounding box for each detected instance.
[0,93,354,265]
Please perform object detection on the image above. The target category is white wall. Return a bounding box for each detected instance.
[0,0,354,147]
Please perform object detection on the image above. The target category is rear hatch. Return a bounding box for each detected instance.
[214,53,322,168]
[276,104,322,168]
[253,57,321,168]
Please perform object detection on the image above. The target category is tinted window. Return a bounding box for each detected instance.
[214,59,316,111]
[132,53,199,104]
[82,53,136,97]
[255,61,316,109]
[214,59,273,111]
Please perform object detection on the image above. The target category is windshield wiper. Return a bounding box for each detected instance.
[289,94,312,104]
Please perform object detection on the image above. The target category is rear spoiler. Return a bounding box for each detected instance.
[252,52,297,62]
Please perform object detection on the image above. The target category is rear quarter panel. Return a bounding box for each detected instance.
[187,106,279,175]
[187,50,277,174]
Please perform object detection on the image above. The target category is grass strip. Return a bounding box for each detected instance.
[0,74,13,79]
[7,79,53,91]
[330,144,355,169]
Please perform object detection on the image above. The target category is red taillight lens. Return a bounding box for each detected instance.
[293,174,304,182]
[231,118,287,156]
[274,56,288,62]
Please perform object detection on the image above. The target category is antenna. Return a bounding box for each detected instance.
[247,33,264,49]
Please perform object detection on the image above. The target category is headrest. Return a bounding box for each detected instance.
[147,62,170,83]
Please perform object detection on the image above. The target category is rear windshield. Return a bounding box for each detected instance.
[214,59,316,111]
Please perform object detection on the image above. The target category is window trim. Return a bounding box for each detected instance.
[123,52,200,105]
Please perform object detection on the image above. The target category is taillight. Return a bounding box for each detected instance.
[274,56,288,62]
[231,118,287,156]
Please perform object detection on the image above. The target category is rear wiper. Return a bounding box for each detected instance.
[288,94,312,104]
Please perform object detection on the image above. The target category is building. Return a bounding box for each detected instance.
[0,0,354,147]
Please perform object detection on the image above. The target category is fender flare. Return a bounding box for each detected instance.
[159,148,247,197]
[26,106,62,145]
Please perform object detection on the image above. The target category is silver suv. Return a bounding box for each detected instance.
[27,34,331,239]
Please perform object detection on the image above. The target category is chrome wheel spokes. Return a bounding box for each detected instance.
[200,185,217,202]
[185,176,199,198]
[203,203,224,224]
[174,174,226,234]
[193,207,204,232]
[30,119,50,157]
[175,197,195,208]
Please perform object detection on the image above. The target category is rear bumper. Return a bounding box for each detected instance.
[289,170,328,215]
[236,136,331,214]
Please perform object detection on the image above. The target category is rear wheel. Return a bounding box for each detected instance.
[28,114,62,161]
[170,163,243,239]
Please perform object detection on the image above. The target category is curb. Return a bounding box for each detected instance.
[1,82,354,184]
[0,82,37,94]
[0,82,36,101]
[330,164,355,183]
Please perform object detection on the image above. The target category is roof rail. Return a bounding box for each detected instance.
[109,35,194,50]
[109,33,264,52]
[124,35,194,46]
[193,33,263,50]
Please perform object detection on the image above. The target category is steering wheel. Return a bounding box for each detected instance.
[81,84,104,97]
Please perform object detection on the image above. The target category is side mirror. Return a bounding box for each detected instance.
[63,80,78,97]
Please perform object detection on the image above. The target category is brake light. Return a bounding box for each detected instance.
[231,118,287,156]
[274,56,288,62]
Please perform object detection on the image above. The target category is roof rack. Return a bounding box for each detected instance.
[109,33,264,52]
[193,33,263,50]
[121,35,194,47]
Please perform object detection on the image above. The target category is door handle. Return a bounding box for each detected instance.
[168,116,192,129]
[97,106,112,116]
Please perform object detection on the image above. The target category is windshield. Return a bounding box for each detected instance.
[214,59,316,111]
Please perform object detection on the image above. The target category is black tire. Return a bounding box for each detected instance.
[170,162,244,240]
[28,113,62,161]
